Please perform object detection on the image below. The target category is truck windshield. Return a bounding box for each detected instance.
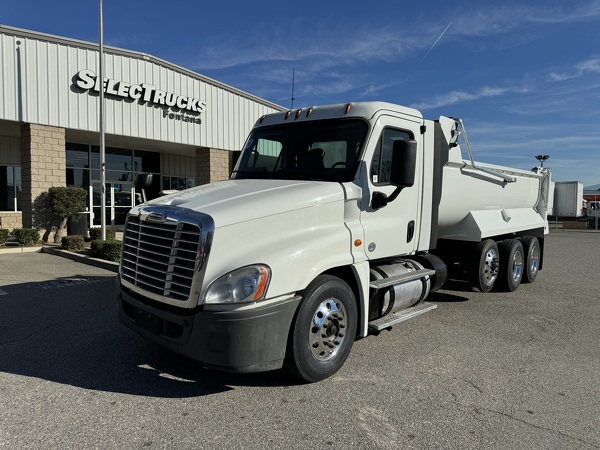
[231,119,368,182]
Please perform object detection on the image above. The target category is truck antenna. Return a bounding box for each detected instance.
[291,67,296,109]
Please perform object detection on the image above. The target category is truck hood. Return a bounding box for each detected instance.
[138,179,345,228]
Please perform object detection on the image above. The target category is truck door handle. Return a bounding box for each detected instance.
[407,220,415,243]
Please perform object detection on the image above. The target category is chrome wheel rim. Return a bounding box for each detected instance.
[512,250,524,282]
[309,298,347,361]
[483,248,499,286]
[529,245,540,276]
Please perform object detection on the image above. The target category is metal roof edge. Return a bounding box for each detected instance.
[0,24,285,112]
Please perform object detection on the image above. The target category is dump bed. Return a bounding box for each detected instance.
[434,118,551,241]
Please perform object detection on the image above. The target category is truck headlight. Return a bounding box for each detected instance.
[204,265,270,304]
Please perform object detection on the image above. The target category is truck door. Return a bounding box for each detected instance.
[359,115,423,259]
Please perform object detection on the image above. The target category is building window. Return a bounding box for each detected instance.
[91,146,133,182]
[0,165,21,212]
[162,176,196,192]
[66,143,91,189]
[133,150,161,199]
[67,143,163,203]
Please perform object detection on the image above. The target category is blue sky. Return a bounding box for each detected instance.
[3,0,600,187]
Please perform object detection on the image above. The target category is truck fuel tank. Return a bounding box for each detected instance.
[369,260,431,320]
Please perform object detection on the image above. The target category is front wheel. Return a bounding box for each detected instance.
[284,275,357,382]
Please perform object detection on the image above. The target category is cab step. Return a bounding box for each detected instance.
[368,302,437,332]
[369,269,435,290]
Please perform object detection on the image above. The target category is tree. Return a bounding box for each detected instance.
[48,187,87,244]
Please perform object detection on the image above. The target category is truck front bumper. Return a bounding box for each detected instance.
[117,279,301,373]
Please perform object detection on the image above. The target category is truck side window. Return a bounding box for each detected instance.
[371,128,411,185]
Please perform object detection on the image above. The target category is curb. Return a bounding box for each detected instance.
[0,246,43,254]
[41,245,120,273]
[549,228,600,233]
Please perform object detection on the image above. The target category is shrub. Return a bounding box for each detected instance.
[0,229,9,246]
[11,228,41,246]
[90,239,122,262]
[61,235,85,251]
[48,186,88,244]
[88,227,117,241]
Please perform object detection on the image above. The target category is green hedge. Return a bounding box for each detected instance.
[61,235,85,251]
[0,229,9,246]
[88,227,116,241]
[11,228,41,246]
[90,239,122,262]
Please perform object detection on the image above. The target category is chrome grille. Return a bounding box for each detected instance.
[121,215,201,302]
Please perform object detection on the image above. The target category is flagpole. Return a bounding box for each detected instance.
[99,0,106,240]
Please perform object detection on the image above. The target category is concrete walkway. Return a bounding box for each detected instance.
[0,242,120,273]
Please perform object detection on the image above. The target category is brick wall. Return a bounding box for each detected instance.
[20,123,66,240]
[0,212,22,230]
[196,147,231,185]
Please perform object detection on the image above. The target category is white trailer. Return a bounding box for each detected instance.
[553,181,584,217]
[117,102,552,382]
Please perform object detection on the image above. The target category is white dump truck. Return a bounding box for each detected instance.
[117,102,552,382]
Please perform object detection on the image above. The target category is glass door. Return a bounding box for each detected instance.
[91,182,135,229]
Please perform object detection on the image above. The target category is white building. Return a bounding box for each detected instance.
[0,25,283,236]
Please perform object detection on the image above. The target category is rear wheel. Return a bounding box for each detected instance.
[521,236,540,283]
[284,275,357,382]
[470,239,500,293]
[497,239,524,292]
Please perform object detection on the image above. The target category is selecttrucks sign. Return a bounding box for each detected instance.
[74,69,206,124]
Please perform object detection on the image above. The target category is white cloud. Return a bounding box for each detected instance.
[549,56,600,81]
[411,52,600,112]
[410,85,529,110]
[192,1,600,71]
[190,2,600,109]
[192,23,423,71]
[578,57,600,72]
[359,79,407,98]
[463,123,600,186]
[450,2,600,37]
[549,72,576,82]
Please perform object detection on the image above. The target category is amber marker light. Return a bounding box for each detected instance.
[295,109,302,119]
[306,107,313,118]
[354,239,362,247]
[345,103,352,114]
[252,267,270,300]
[258,115,266,124]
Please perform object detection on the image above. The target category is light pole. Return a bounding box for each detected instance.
[535,154,550,168]
[99,0,106,240]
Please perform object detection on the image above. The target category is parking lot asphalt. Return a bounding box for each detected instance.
[0,230,598,449]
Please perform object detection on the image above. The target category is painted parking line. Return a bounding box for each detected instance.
[26,277,109,290]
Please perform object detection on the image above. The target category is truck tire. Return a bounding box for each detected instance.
[470,239,499,293]
[284,275,357,382]
[521,236,540,283]
[497,239,524,292]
